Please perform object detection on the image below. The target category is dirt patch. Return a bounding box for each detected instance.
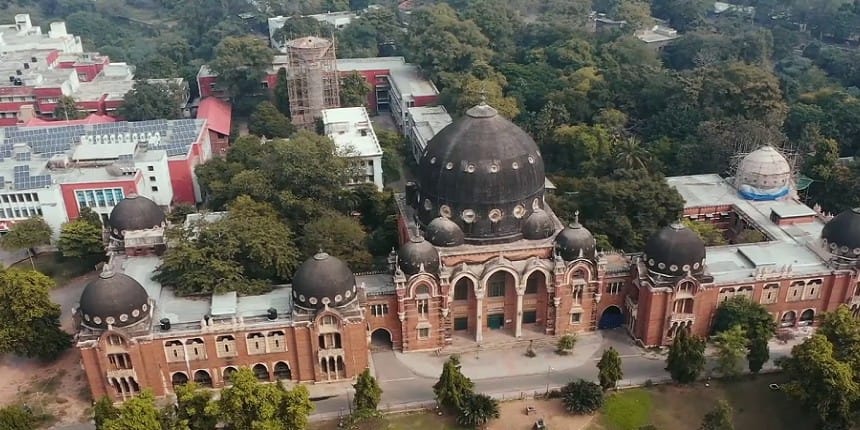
[491,399,593,430]
[0,349,92,428]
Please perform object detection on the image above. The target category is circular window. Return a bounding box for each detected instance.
[648,258,655,266]
[853,248,860,255]
[322,297,331,305]
[430,157,437,164]
[132,309,140,318]
[445,162,453,170]
[489,164,499,173]
[528,156,535,164]
[830,242,838,250]
[841,246,849,254]
[440,205,452,218]
[466,164,476,173]
[93,317,102,325]
[513,205,526,219]
[119,314,128,322]
[299,294,306,302]
[658,262,666,270]
[669,265,678,272]
[488,209,503,223]
[335,294,343,303]
[461,209,476,223]
[345,290,352,298]
[682,264,691,272]
[309,297,318,304]
[532,198,541,211]
[424,199,433,211]
[693,262,700,269]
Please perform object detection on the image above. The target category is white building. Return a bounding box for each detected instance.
[405,106,452,164]
[321,107,384,191]
[635,25,680,45]
[268,12,356,51]
[0,14,82,54]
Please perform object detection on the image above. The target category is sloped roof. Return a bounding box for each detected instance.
[23,113,116,127]
[196,97,232,136]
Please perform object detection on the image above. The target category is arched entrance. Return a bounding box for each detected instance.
[193,370,212,388]
[799,309,815,326]
[598,306,624,329]
[370,328,393,351]
[253,363,269,381]
[274,362,292,380]
[781,311,796,327]
[171,372,188,388]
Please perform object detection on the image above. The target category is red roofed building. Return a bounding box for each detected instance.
[196,97,232,156]
[23,113,115,127]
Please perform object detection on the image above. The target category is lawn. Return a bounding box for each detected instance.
[588,374,820,430]
[312,412,465,430]
[10,252,99,286]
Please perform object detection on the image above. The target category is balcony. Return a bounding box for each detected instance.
[106,368,137,380]
[318,348,344,359]
[670,313,695,324]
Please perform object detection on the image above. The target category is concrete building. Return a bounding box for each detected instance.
[0,118,214,237]
[268,12,356,51]
[404,105,452,164]
[0,14,82,54]
[76,104,860,402]
[285,37,341,127]
[321,107,384,191]
[635,25,680,47]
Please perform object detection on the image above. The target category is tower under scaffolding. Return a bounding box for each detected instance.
[285,36,341,127]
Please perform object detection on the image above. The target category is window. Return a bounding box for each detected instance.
[761,284,779,304]
[418,327,430,339]
[147,165,154,171]
[417,299,428,317]
[522,310,537,324]
[107,335,124,346]
[268,331,286,352]
[571,312,582,324]
[151,186,159,192]
[165,340,184,362]
[216,335,237,357]
[673,298,694,314]
[453,317,468,331]
[736,286,753,300]
[787,281,803,302]
[321,315,337,326]
[573,285,583,305]
[319,333,341,349]
[76,187,124,209]
[149,176,156,182]
[185,338,206,360]
[488,273,506,297]
[371,303,388,316]
[525,273,542,294]
[107,353,132,370]
[453,279,470,300]
[605,281,623,295]
[804,280,822,300]
[247,333,265,355]
[719,288,735,302]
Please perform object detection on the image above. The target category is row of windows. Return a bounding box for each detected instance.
[605,281,624,295]
[0,206,42,218]
[163,332,288,362]
[451,273,546,301]
[370,304,388,316]
[76,188,125,209]
[719,279,823,305]
[0,193,39,203]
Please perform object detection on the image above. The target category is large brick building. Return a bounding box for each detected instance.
[75,103,860,401]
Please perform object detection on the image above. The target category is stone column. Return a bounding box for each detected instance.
[515,291,525,338]
[475,292,484,343]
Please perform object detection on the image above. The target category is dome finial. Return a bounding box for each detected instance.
[99,263,115,279]
[479,83,488,105]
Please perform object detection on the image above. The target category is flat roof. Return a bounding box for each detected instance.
[408,105,451,145]
[322,107,383,158]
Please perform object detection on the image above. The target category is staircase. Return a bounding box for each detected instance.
[441,335,558,355]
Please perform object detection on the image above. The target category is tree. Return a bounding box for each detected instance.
[53,95,87,120]
[248,101,295,138]
[175,382,216,430]
[118,81,182,121]
[102,390,162,430]
[1,217,52,269]
[352,368,382,413]
[406,4,494,79]
[613,137,652,171]
[434,355,475,412]
[712,297,776,341]
[300,213,373,271]
[78,207,103,227]
[58,219,104,259]
[93,396,119,430]
[713,325,748,378]
[695,63,788,127]
[561,380,604,414]
[0,405,36,430]
[817,305,860,372]
[597,347,624,390]
[272,68,290,116]
[666,328,706,384]
[457,393,500,428]
[651,0,709,31]
[780,334,859,430]
[208,36,274,99]
[556,334,577,355]
[442,74,520,119]
[216,367,313,430]
[0,269,70,360]
[340,71,371,107]
[699,400,733,430]
[747,335,769,374]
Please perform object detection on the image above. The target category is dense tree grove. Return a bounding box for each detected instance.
[0,269,70,361]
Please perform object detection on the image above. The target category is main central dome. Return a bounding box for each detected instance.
[415,103,546,244]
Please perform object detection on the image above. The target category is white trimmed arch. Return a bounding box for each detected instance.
[409,278,437,297]
[565,262,594,285]
[522,266,553,288]
[481,267,521,290]
[450,272,480,297]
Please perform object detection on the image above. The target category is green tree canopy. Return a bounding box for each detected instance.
[216,367,313,430]
[175,382,217,430]
[713,325,748,378]
[434,355,475,412]
[248,101,295,138]
[208,36,274,99]
[93,396,119,430]
[0,269,70,360]
[699,400,734,430]
[817,305,860,373]
[353,368,382,413]
[301,213,373,272]
[118,81,183,121]
[0,405,36,430]
[1,217,53,267]
[102,390,162,430]
[406,4,494,79]
[597,347,624,390]
[457,393,500,428]
[666,328,706,384]
[53,95,87,120]
[683,219,727,246]
[58,218,104,259]
[340,71,371,107]
[561,379,604,414]
[712,296,776,341]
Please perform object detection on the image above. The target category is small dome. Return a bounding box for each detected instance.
[291,252,356,310]
[735,146,792,201]
[425,217,465,247]
[79,269,150,330]
[108,194,166,239]
[822,208,860,259]
[522,209,555,240]
[397,236,439,276]
[643,222,706,277]
[556,218,596,261]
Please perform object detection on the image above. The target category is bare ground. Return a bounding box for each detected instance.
[491,399,594,430]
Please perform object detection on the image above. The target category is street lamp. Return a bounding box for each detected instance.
[545,366,554,395]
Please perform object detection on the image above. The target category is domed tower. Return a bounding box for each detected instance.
[397,235,440,276]
[291,252,357,311]
[555,212,596,261]
[822,208,860,264]
[415,102,548,245]
[734,145,792,201]
[643,222,706,278]
[78,267,150,330]
[108,194,166,240]
[424,216,465,247]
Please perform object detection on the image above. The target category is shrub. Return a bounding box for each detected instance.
[556,334,577,355]
[561,379,604,414]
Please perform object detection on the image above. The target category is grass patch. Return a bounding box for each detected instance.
[600,389,652,430]
[11,252,100,286]
[312,412,466,430]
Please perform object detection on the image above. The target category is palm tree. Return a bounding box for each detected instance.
[614,136,652,171]
[457,393,500,429]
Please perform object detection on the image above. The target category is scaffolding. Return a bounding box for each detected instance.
[285,36,341,127]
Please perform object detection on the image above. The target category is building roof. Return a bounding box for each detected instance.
[336,57,439,101]
[23,114,115,127]
[321,107,383,158]
[635,25,680,43]
[79,269,150,330]
[196,97,232,136]
[408,105,452,148]
[0,14,82,54]
[108,194,166,239]
[291,252,357,310]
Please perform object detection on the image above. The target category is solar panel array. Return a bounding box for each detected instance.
[12,165,52,190]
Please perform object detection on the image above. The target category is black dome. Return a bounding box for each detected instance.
[425,216,465,247]
[556,220,596,261]
[397,236,439,276]
[416,103,545,245]
[822,208,860,259]
[643,222,706,277]
[79,269,149,329]
[522,209,555,240]
[291,252,356,310]
[108,194,166,239]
